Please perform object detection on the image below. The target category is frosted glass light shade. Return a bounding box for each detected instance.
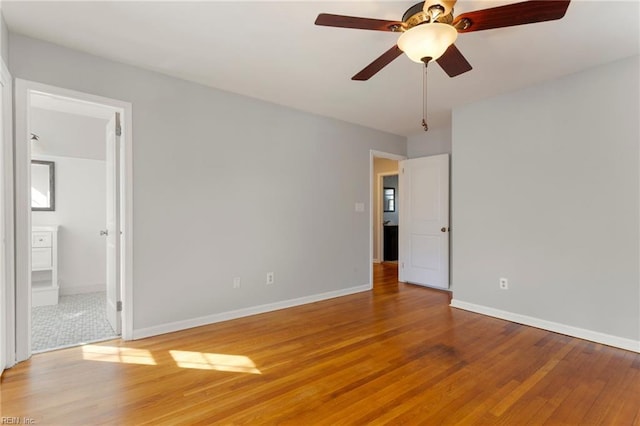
[397,23,458,63]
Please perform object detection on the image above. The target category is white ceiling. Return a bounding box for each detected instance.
[29,92,113,160]
[3,1,639,137]
[31,106,108,161]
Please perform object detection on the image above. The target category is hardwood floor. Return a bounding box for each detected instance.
[2,263,639,425]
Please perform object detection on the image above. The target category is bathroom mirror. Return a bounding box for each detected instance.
[383,187,395,212]
[31,160,55,211]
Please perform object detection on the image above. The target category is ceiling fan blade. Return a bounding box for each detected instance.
[352,45,403,81]
[453,0,571,33]
[436,44,472,77]
[315,13,403,32]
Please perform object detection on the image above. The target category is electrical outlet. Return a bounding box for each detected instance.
[499,278,508,290]
[233,277,241,289]
[266,272,275,285]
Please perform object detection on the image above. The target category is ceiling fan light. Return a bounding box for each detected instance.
[397,23,458,63]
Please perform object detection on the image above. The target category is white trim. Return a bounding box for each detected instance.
[133,284,372,340]
[369,150,406,287]
[32,154,106,164]
[14,79,134,362]
[122,106,134,341]
[450,299,640,353]
[14,79,30,361]
[370,150,406,161]
[0,72,4,374]
[0,57,12,372]
[59,284,106,296]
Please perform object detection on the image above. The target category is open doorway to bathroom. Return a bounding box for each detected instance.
[11,80,132,362]
[29,93,119,353]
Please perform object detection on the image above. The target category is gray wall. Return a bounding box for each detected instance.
[451,56,639,342]
[407,125,452,158]
[32,155,107,295]
[9,34,406,332]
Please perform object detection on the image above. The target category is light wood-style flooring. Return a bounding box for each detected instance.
[1,263,639,425]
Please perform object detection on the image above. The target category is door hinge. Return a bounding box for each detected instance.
[116,126,122,137]
[116,301,123,312]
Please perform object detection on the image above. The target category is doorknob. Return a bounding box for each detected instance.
[441,227,449,233]
[100,230,109,236]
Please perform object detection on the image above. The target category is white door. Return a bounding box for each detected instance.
[399,154,449,289]
[105,113,121,334]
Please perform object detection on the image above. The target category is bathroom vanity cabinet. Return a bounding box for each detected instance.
[32,226,59,306]
[383,225,398,261]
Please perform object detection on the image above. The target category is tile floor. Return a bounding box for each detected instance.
[31,292,119,353]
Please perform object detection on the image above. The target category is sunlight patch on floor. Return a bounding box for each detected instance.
[82,345,157,365]
[169,350,261,374]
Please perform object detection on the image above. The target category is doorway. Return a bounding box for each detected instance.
[370,151,405,286]
[13,80,132,362]
[381,174,399,263]
[29,95,117,352]
[370,151,451,290]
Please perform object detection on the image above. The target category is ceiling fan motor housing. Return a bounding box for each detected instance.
[403,1,455,29]
[424,0,456,18]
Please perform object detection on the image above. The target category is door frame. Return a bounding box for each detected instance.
[370,150,406,286]
[13,79,133,363]
[0,58,12,374]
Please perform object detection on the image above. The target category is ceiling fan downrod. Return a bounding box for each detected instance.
[422,58,431,132]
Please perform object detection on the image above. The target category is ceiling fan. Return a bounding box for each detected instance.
[315,0,571,81]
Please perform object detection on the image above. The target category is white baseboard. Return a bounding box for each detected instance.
[450,299,640,353]
[373,258,381,264]
[132,284,372,340]
[59,283,105,296]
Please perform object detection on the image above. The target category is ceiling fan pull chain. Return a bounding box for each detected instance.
[422,62,429,132]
